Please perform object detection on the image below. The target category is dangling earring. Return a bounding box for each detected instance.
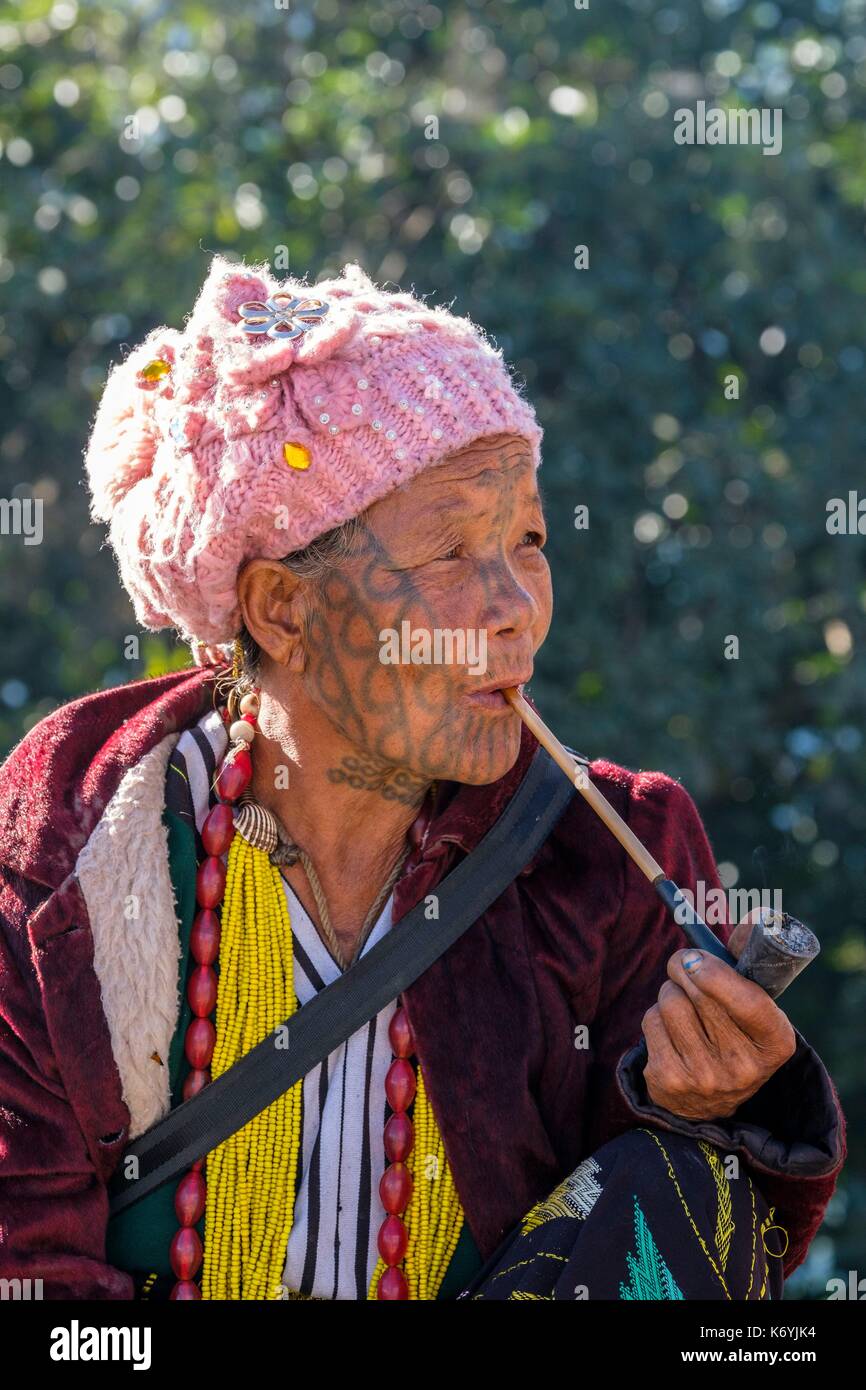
[215,640,261,801]
[214,646,281,856]
[226,637,249,725]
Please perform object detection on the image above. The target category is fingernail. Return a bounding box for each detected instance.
[683,951,703,973]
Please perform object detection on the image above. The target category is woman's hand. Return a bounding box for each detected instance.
[641,912,798,1121]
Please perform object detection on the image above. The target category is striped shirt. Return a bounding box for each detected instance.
[166,706,398,1300]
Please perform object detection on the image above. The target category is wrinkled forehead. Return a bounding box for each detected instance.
[358,433,542,547]
[443,430,536,471]
[399,433,539,502]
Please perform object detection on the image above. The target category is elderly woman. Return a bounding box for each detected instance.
[0,257,845,1301]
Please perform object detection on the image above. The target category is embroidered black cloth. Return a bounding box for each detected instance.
[459,1126,785,1301]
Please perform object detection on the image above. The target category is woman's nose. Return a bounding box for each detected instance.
[473,561,539,639]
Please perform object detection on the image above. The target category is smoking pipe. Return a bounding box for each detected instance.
[503,686,820,1001]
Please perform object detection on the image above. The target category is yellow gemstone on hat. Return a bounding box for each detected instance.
[140,358,171,380]
[283,442,311,470]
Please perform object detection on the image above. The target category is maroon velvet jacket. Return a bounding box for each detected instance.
[0,667,847,1298]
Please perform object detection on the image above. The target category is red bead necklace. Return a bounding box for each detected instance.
[376,1006,418,1298]
[167,698,256,1298]
[167,691,427,1300]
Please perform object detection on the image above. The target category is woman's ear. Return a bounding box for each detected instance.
[236,559,308,674]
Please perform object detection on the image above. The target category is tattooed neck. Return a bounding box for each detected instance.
[326,754,431,807]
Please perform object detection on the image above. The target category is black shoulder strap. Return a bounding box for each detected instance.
[108,744,577,1216]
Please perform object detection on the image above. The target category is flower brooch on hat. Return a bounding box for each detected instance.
[236,293,330,341]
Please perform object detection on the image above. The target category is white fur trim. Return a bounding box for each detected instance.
[75,732,182,1139]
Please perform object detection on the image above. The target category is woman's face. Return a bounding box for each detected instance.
[298,431,553,786]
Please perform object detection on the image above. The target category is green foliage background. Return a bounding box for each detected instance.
[0,0,863,1292]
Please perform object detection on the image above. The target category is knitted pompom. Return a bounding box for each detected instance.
[84,330,180,523]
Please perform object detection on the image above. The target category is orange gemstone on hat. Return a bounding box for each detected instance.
[283,442,311,470]
[140,358,171,381]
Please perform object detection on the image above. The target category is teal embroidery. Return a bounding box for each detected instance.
[619,1196,684,1300]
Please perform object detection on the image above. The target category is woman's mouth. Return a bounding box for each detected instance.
[464,689,510,711]
[463,680,528,712]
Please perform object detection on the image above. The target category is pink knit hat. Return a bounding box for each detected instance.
[84,254,544,648]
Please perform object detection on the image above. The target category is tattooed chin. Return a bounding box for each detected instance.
[418,706,523,785]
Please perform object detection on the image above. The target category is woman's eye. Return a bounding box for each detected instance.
[434,533,543,560]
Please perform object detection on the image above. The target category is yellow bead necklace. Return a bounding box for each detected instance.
[199,820,465,1300]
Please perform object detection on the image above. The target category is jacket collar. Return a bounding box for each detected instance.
[0,667,215,889]
[0,663,543,889]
